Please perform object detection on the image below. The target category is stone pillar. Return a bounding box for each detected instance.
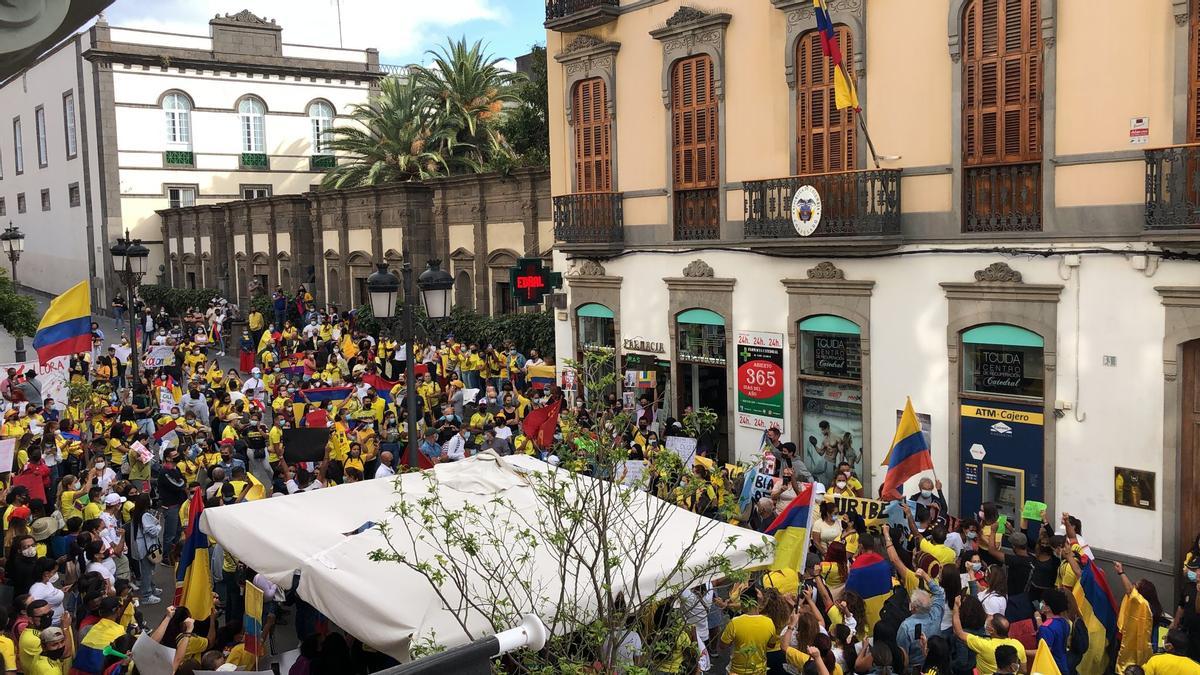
[268,201,280,289]
[472,178,489,314]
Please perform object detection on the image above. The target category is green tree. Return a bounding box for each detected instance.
[499,44,549,166]
[0,269,38,339]
[412,37,521,172]
[321,77,456,189]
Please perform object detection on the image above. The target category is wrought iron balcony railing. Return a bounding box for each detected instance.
[553,192,623,244]
[963,162,1042,232]
[743,169,901,239]
[674,188,721,241]
[1145,144,1200,230]
[545,0,620,30]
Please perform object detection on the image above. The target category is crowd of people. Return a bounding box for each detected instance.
[0,282,1198,675]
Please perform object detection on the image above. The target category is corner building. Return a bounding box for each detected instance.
[545,0,1200,590]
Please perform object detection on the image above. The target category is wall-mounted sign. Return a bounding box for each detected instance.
[1114,467,1155,510]
[1129,116,1149,145]
[623,337,664,354]
[508,258,562,307]
[791,185,822,237]
[975,348,1025,394]
[736,330,785,432]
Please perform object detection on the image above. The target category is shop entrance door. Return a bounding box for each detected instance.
[680,363,729,463]
[1179,341,1200,567]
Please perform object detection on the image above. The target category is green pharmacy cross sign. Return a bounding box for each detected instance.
[509,257,563,306]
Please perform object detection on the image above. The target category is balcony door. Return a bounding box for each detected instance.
[573,78,612,193]
[796,26,857,176]
[671,54,720,240]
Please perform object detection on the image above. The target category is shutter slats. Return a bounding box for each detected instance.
[795,26,857,175]
[963,0,1042,166]
[572,78,612,192]
[671,54,719,190]
[1191,0,1200,141]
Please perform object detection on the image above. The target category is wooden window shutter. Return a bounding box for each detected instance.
[796,25,857,174]
[671,54,719,190]
[1190,0,1200,141]
[573,78,612,192]
[962,0,1042,166]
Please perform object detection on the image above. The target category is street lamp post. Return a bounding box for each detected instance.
[367,256,454,468]
[110,233,150,389]
[1,223,26,362]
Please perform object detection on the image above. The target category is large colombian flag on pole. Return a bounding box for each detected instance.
[1073,557,1118,675]
[32,280,91,365]
[175,487,214,620]
[879,397,933,500]
[813,0,859,111]
[764,482,815,571]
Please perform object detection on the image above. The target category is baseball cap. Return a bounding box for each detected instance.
[103,493,126,506]
[39,627,65,644]
[1008,532,1028,548]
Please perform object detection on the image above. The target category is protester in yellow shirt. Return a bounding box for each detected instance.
[720,588,784,675]
[952,603,1027,675]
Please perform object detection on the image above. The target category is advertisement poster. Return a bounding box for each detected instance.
[1113,467,1155,510]
[800,381,863,486]
[735,331,785,432]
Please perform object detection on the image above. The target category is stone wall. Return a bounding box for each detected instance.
[157,168,552,315]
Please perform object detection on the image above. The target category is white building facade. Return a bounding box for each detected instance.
[0,10,384,302]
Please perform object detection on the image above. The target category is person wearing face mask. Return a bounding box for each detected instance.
[945,517,978,557]
[1171,557,1200,661]
[951,603,1027,675]
[6,534,39,595]
[907,477,949,518]
[17,600,58,672]
[812,501,844,557]
[27,559,66,626]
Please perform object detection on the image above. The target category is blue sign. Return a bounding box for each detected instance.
[958,398,1044,519]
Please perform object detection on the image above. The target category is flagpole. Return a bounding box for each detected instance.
[815,0,881,170]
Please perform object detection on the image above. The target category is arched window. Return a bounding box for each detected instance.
[308,101,334,154]
[238,97,266,153]
[163,92,191,146]
[573,78,611,192]
[796,27,856,174]
[961,0,1043,231]
[671,54,719,240]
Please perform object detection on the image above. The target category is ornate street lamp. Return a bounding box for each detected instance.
[417,260,454,320]
[110,232,150,387]
[1,223,27,361]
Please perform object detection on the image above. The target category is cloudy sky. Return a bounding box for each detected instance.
[103,0,545,66]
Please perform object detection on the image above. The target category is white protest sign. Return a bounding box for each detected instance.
[0,357,69,409]
[131,633,177,675]
[665,435,697,467]
[142,345,175,369]
[750,470,780,504]
[0,439,14,474]
[158,386,176,414]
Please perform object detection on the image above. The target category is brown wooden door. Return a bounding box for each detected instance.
[1181,341,1200,566]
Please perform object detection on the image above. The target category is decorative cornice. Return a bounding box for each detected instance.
[563,34,605,53]
[1156,286,1200,308]
[665,6,710,27]
[1175,0,1191,26]
[941,282,1062,304]
[650,11,731,107]
[806,261,845,280]
[681,259,714,278]
[568,259,607,277]
[214,10,276,26]
[973,261,1023,283]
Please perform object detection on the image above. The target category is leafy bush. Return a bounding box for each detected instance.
[0,269,37,339]
[138,285,220,316]
[352,304,555,358]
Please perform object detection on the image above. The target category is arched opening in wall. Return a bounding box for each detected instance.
[797,314,864,486]
[455,270,473,310]
[957,323,1045,527]
[487,250,520,315]
[576,303,615,402]
[347,251,373,310]
[326,267,341,308]
[676,307,728,462]
[280,267,292,294]
[237,266,248,300]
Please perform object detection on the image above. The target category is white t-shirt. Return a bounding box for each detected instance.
[95,467,117,490]
[494,426,512,441]
[87,558,117,587]
[302,324,319,339]
[979,589,1007,616]
[99,511,121,547]
[374,464,395,479]
[29,581,65,623]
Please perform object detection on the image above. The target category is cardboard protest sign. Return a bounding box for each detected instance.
[665,435,697,467]
[825,494,889,525]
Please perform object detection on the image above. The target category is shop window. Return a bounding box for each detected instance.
[577,303,615,352]
[799,315,862,379]
[798,315,864,486]
[961,324,1044,399]
[677,308,725,365]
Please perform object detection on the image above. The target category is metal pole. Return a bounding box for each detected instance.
[126,267,140,389]
[402,255,419,468]
[10,256,25,362]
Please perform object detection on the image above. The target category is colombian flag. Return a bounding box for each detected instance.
[174,487,214,621]
[814,0,859,111]
[1073,558,1118,675]
[33,280,91,364]
[68,616,126,675]
[764,482,815,571]
[1031,638,1063,675]
[1116,587,1154,672]
[528,364,556,390]
[879,398,933,500]
[243,581,264,657]
[844,550,893,636]
[299,386,355,403]
[361,372,399,403]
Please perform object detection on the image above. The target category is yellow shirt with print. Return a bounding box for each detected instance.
[178,458,199,485]
[469,411,493,430]
[328,426,351,462]
[248,312,264,331]
[83,501,102,521]
[221,424,240,443]
[59,489,83,521]
[107,438,127,467]
[720,614,778,675]
[268,425,283,463]
[964,634,1027,675]
[318,324,333,342]
[919,538,958,567]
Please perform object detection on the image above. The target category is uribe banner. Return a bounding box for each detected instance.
[735,331,785,432]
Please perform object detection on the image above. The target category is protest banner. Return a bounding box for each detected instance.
[826,494,889,525]
[0,356,70,409]
[282,428,331,464]
[142,345,175,369]
[664,435,697,467]
[158,386,176,414]
[0,439,14,475]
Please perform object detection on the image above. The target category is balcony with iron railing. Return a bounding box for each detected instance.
[742,168,901,248]
[554,191,624,251]
[545,0,620,31]
[1145,144,1200,240]
[962,162,1042,233]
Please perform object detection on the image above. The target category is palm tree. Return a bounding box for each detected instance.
[320,76,457,189]
[412,37,522,169]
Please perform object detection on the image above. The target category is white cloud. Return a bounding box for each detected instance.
[104,0,502,63]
